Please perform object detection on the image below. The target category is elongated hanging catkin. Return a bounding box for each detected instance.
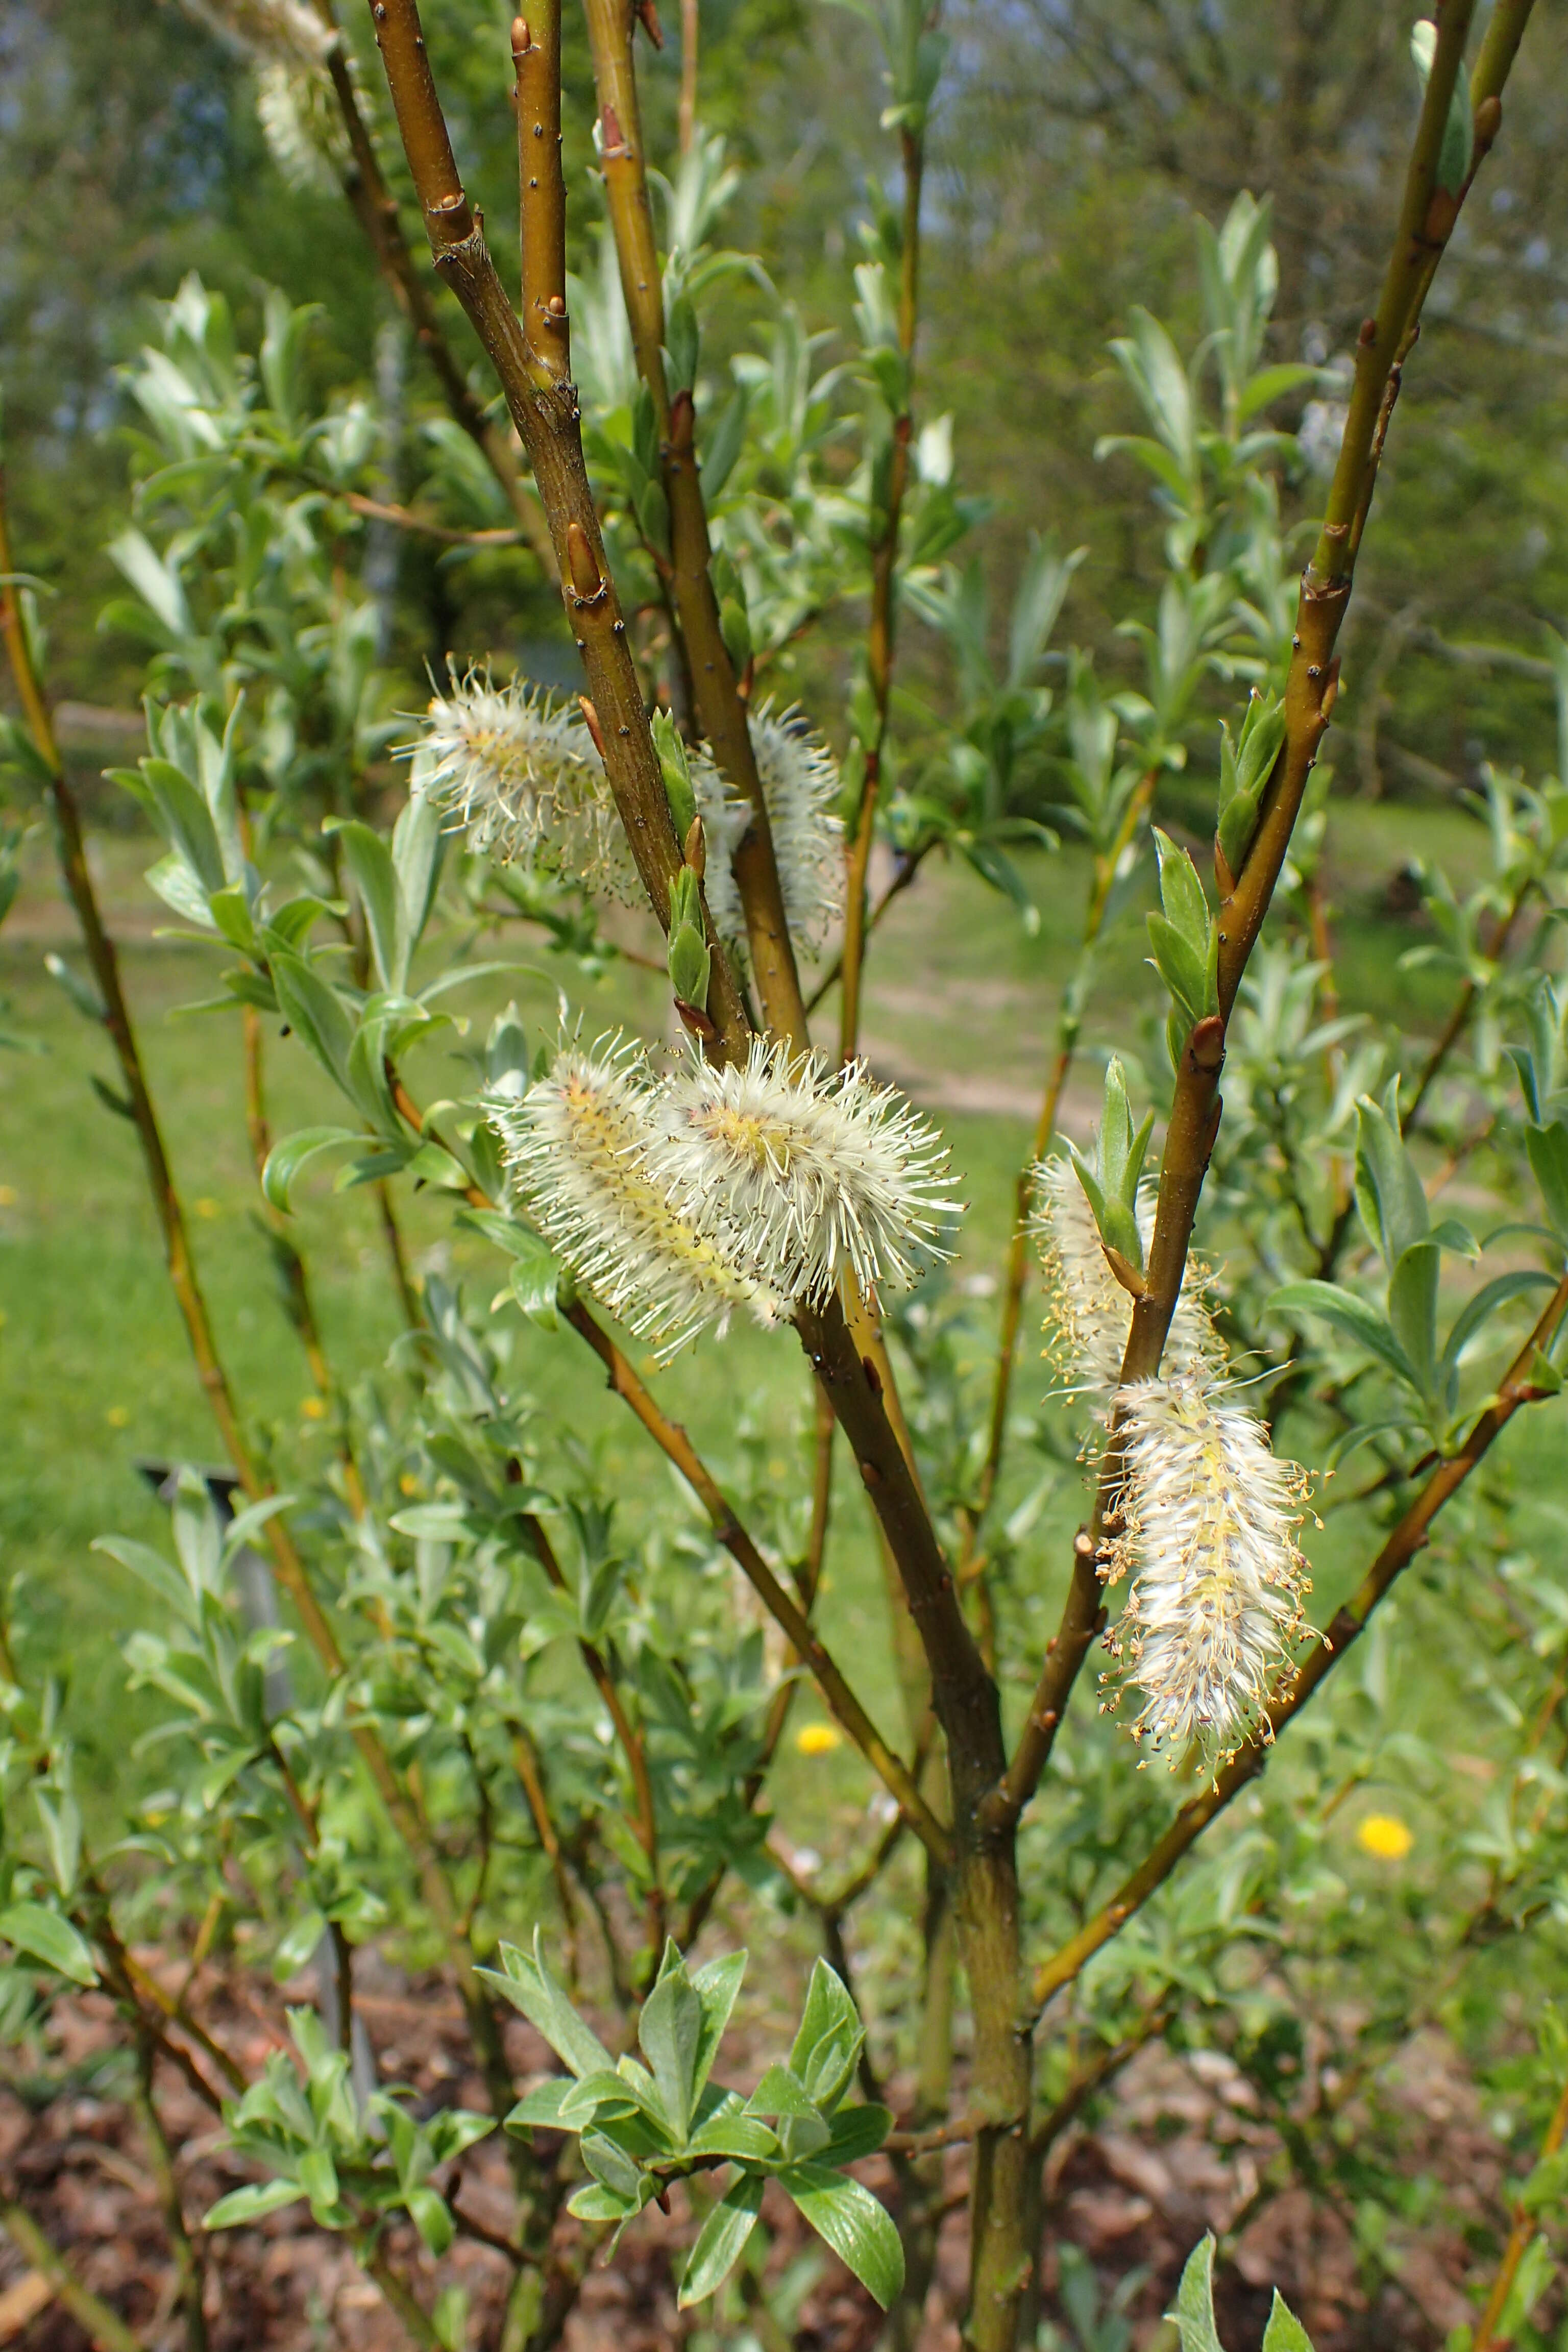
[1104,1373,1309,1765]
[1032,1149,1308,1765]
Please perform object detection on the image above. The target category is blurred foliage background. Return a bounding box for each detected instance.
[7,0,1568,785]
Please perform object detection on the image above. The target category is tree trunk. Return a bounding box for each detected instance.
[956,1816,1033,2350]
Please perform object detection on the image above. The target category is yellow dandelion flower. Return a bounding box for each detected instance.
[399,1473,421,1497]
[106,1406,130,1429]
[0,1185,17,1207]
[1357,1813,1413,1860]
[795,1722,843,1758]
[300,1395,327,1422]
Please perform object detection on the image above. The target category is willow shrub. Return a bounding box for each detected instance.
[2,2,1567,2348]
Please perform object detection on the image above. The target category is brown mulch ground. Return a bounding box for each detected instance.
[0,1952,1513,2352]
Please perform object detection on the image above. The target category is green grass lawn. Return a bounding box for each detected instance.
[0,785,1542,1837]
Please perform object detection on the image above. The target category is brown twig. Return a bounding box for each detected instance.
[839,123,925,1068]
[1309,870,1536,1291]
[132,2034,208,2352]
[341,492,530,547]
[2,509,474,1991]
[314,14,558,576]
[362,0,752,1061]
[803,840,934,1015]
[510,1726,582,1977]
[1474,2067,1568,2352]
[1031,2001,1173,2158]
[360,0,962,1806]
[564,1302,952,1863]
[363,2249,445,2350]
[513,8,570,383]
[0,467,338,1654]
[579,0,811,1052]
[886,2110,983,2157]
[242,1000,368,1516]
[1403,873,1535,1135]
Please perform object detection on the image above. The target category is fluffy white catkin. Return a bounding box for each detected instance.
[410,667,639,895]
[409,664,750,905]
[1031,1152,1219,1404]
[737,703,844,953]
[1105,1373,1309,1766]
[255,61,345,194]
[1032,1150,1307,1765]
[490,1037,787,1357]
[651,1035,959,1306]
[659,702,842,953]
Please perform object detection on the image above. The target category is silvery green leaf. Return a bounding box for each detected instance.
[1261,2289,1315,2352]
[1167,2234,1225,2352]
[0,1902,97,1986]
[779,2163,904,2310]
[479,1933,615,2079]
[639,1953,704,2142]
[678,2173,764,2308]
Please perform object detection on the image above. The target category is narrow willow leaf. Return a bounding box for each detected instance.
[262,1126,360,1213]
[506,2078,576,2132]
[820,2104,893,2165]
[678,2173,765,2309]
[205,2179,306,2230]
[1167,2234,1225,2352]
[779,2164,904,2310]
[639,1958,704,2142]
[1265,1280,1422,1393]
[1261,2288,1315,2352]
[0,1902,98,1986]
[689,1949,748,2103]
[479,1935,615,2079]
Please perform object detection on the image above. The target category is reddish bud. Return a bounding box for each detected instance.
[577,695,606,757]
[566,522,603,602]
[674,999,718,1042]
[1188,1014,1226,1073]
